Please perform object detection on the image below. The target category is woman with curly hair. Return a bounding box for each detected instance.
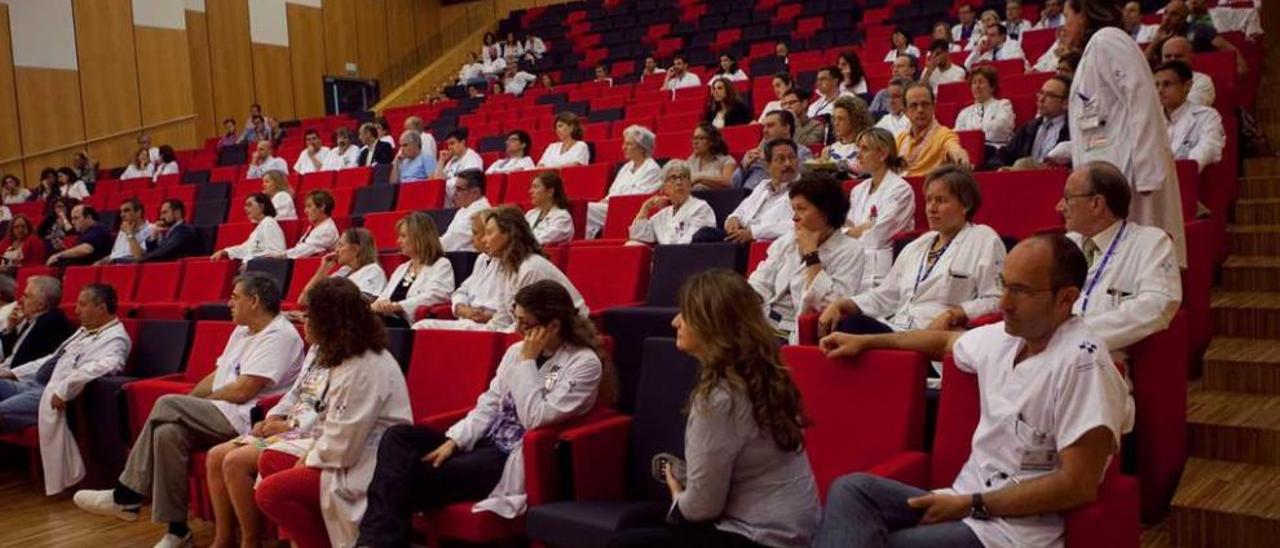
[250,277,412,548]
[359,280,614,546]
[612,269,819,547]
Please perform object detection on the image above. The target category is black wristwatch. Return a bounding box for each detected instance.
[970,493,991,520]
[802,251,822,266]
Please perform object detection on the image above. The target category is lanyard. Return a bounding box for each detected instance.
[1081,221,1127,313]
[914,232,956,293]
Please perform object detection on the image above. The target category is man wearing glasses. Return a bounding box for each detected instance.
[989,75,1072,169]
[895,83,970,177]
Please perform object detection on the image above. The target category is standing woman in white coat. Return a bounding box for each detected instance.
[255,277,412,548]
[1065,0,1186,265]
[845,128,916,288]
[372,212,454,327]
[358,280,614,546]
[211,193,287,262]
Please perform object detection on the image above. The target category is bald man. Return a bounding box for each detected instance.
[1161,36,1215,107]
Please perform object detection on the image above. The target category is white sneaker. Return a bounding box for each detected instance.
[152,533,193,548]
[72,489,140,522]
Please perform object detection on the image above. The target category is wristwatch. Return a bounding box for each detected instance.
[802,251,822,266]
[970,493,991,520]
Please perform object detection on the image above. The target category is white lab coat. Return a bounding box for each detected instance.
[1167,102,1226,174]
[1068,221,1182,356]
[1071,27,1186,266]
[1033,46,1063,73]
[441,197,492,252]
[414,254,587,332]
[332,263,387,299]
[587,158,662,237]
[538,141,590,168]
[225,216,287,261]
[851,223,1005,330]
[308,349,412,548]
[9,320,131,495]
[882,45,922,63]
[1189,72,1216,108]
[272,192,297,221]
[629,196,717,245]
[294,147,332,175]
[876,112,911,138]
[728,178,796,242]
[120,164,153,180]
[964,40,1027,70]
[378,259,455,323]
[846,172,916,287]
[955,98,1017,147]
[286,217,339,259]
[321,146,361,172]
[451,254,503,313]
[525,207,574,245]
[486,156,536,174]
[926,64,968,93]
[445,342,602,518]
[246,156,290,179]
[442,149,485,207]
[749,231,865,343]
[664,72,702,91]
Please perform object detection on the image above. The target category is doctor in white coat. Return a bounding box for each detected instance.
[845,128,916,288]
[1064,0,1186,265]
[0,283,129,495]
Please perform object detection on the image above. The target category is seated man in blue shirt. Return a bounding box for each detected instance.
[391,130,436,183]
[47,205,112,266]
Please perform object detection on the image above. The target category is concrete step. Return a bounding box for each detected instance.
[1234,198,1280,226]
[1169,458,1280,548]
[1226,225,1280,257]
[1186,385,1280,465]
[1203,338,1280,395]
[1222,256,1280,292]
[1211,291,1280,339]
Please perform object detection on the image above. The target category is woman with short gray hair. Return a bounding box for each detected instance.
[585,125,662,238]
[629,160,717,245]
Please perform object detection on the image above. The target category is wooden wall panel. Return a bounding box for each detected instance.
[186,10,217,144]
[205,0,256,128]
[355,0,390,79]
[386,0,418,69]
[0,5,23,165]
[73,0,143,143]
[135,26,198,153]
[415,0,437,51]
[286,4,325,119]
[13,68,84,183]
[251,44,295,121]
[321,0,358,76]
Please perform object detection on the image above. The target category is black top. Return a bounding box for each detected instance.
[389,272,413,303]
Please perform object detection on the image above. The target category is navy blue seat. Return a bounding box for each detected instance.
[192,200,226,227]
[196,182,230,202]
[691,188,748,228]
[352,184,396,216]
[424,208,458,235]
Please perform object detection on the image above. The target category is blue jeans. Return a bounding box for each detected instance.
[814,473,983,548]
[0,378,43,431]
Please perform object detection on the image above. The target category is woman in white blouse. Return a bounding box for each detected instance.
[357,280,612,546]
[152,145,179,181]
[524,171,574,245]
[749,173,865,343]
[275,189,339,259]
[296,227,387,307]
[819,165,1005,336]
[837,51,869,95]
[711,53,749,82]
[820,96,875,177]
[372,212,454,328]
[450,213,502,324]
[954,65,1015,151]
[55,168,90,200]
[486,130,537,174]
[756,73,793,124]
[120,148,154,181]
[685,123,738,191]
[538,112,590,168]
[629,160,717,245]
[1,175,30,205]
[261,170,298,221]
[883,27,921,62]
[212,193,287,262]
[586,125,661,237]
[845,128,917,288]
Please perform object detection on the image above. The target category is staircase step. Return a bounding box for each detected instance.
[1211,291,1280,339]
[1169,458,1280,548]
[1244,158,1280,176]
[1238,177,1280,200]
[1186,386,1280,465]
[1204,338,1280,395]
[1222,257,1280,292]
[1235,199,1280,226]
[1226,225,1280,256]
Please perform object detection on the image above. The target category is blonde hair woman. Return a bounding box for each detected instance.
[261,170,297,220]
[845,128,916,288]
[371,212,454,327]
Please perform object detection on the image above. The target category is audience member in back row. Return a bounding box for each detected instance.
[448,211,502,325]
[952,3,979,44]
[989,75,1073,170]
[1037,0,1067,29]
[441,169,493,252]
[524,171,574,246]
[277,189,339,259]
[845,128,916,288]
[415,207,587,333]
[487,130,537,174]
[964,23,1027,70]
[697,138,802,244]
[292,129,331,175]
[786,88,826,148]
[539,112,591,168]
[808,67,854,120]
[103,198,153,264]
[687,123,739,191]
[1034,27,1071,74]
[1156,60,1224,175]
[261,170,298,220]
[869,54,918,119]
[70,151,96,186]
[1060,162,1181,359]
[437,128,485,207]
[704,77,752,130]
[883,26,921,63]
[820,96,876,177]
[1161,36,1214,107]
[358,122,395,167]
[2,174,31,205]
[404,115,439,160]
[373,212,454,328]
[391,130,435,184]
[629,160,717,245]
[360,280,612,547]
[321,127,361,171]
[74,273,304,548]
[245,140,289,179]
[56,167,90,201]
[611,269,819,547]
[587,125,661,238]
[712,53,749,83]
[211,193,286,262]
[897,83,971,177]
[732,110,813,190]
[837,51,868,96]
[757,72,793,124]
[1,276,71,370]
[814,234,1131,548]
[254,277,414,548]
[38,198,75,256]
[126,199,198,263]
[750,173,865,344]
[217,118,239,149]
[47,205,111,267]
[819,166,1004,339]
[0,215,46,268]
[502,63,538,96]
[153,146,179,181]
[875,78,912,138]
[295,227,387,308]
[954,65,1016,154]
[663,54,702,91]
[922,40,966,94]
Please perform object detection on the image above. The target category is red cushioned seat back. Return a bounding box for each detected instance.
[1020,28,1058,62]
[566,244,652,310]
[783,346,929,501]
[936,81,969,107]
[284,256,325,305]
[972,169,1067,239]
[363,211,405,252]
[559,164,611,201]
[132,262,183,304]
[214,221,256,251]
[929,355,981,489]
[100,263,141,302]
[60,266,101,307]
[335,166,374,188]
[745,240,771,275]
[185,321,238,382]
[503,169,552,204]
[600,193,655,239]
[396,179,445,210]
[407,329,507,417]
[178,260,237,304]
[299,171,336,193]
[955,129,986,169]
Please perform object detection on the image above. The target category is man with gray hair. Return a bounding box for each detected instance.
[390,129,434,183]
[403,115,438,159]
[1,276,72,370]
[586,124,661,237]
[74,273,304,548]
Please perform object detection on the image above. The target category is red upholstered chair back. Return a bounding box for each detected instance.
[185,321,238,382]
[566,244,652,310]
[406,329,508,418]
[929,355,982,489]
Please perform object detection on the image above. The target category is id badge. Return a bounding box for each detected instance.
[1020,447,1059,471]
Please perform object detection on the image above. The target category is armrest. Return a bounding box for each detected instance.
[797,312,820,345]
[864,451,930,488]
[559,414,632,501]
[418,407,469,430]
[123,378,196,438]
[523,407,619,506]
[1065,472,1140,548]
[422,302,455,321]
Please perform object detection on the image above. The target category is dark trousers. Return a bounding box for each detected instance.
[610,522,765,548]
[691,227,728,243]
[380,314,411,329]
[837,315,895,335]
[357,424,507,548]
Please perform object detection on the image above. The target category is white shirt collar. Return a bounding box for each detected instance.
[1167,101,1193,124]
[1088,219,1124,251]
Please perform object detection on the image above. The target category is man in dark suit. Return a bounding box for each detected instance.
[1,275,73,370]
[357,122,395,166]
[988,75,1073,170]
[119,199,199,263]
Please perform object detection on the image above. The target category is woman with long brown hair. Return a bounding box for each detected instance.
[359,280,614,546]
[612,269,819,547]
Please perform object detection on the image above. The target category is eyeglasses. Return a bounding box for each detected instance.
[1036,90,1066,100]
[906,101,933,110]
[996,274,1056,298]
[1061,191,1097,202]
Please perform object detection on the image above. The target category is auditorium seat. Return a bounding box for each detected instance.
[334,166,374,188]
[404,329,512,418]
[58,265,101,317]
[136,260,237,319]
[282,256,325,310]
[566,244,652,313]
[118,262,184,316]
[396,179,446,210]
[598,193,655,240]
[972,169,1067,239]
[98,263,142,303]
[123,321,237,436]
[1126,311,1190,522]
